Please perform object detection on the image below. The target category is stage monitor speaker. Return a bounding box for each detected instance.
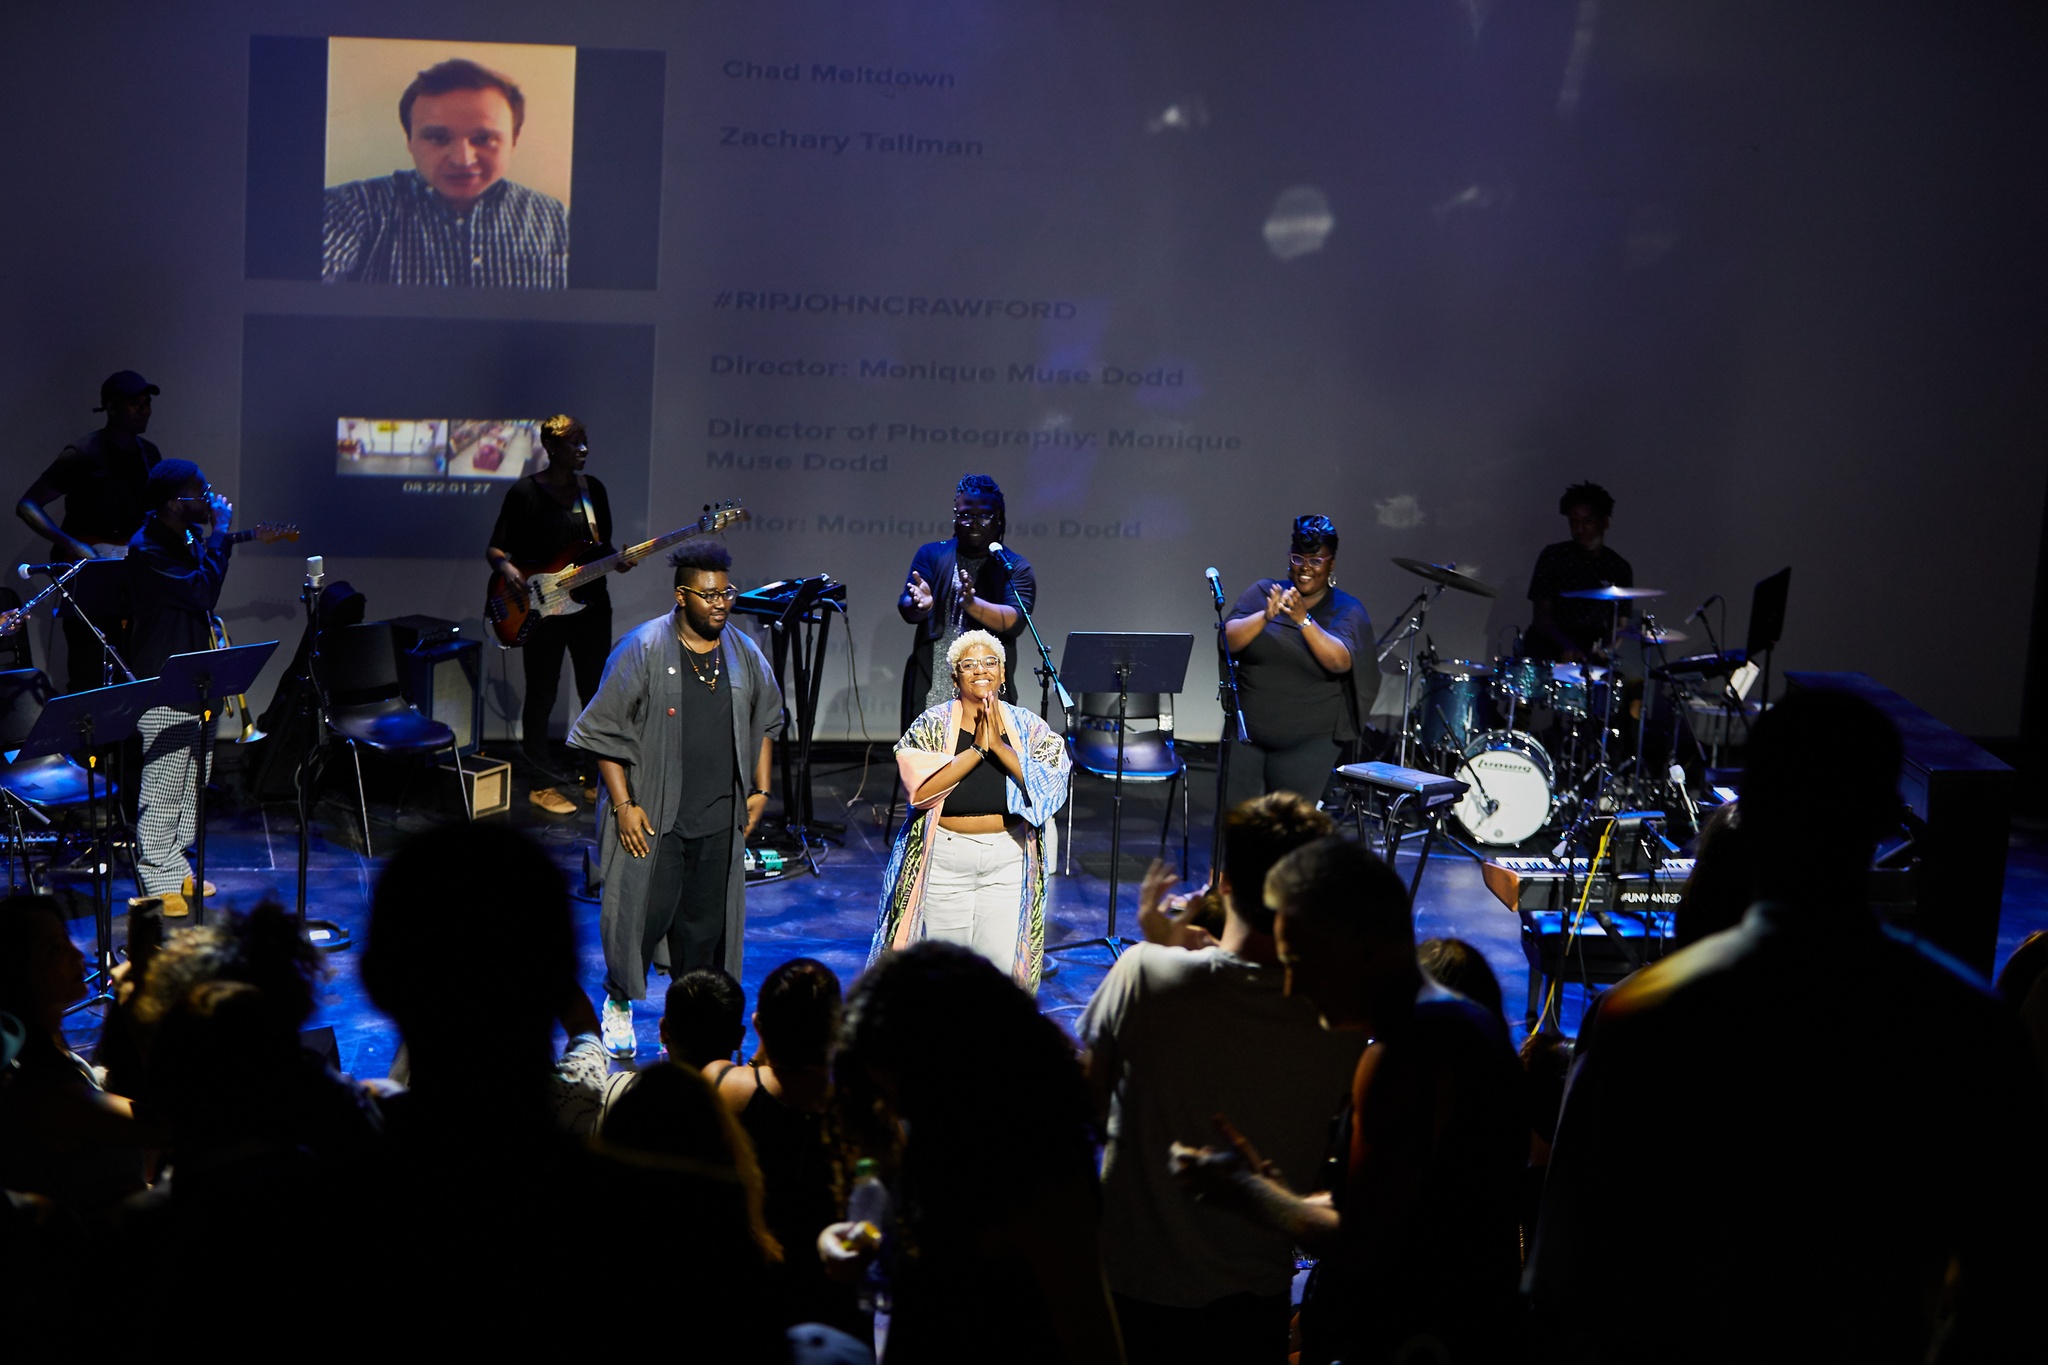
[401,636,483,757]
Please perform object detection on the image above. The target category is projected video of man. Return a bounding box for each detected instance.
[322,41,573,289]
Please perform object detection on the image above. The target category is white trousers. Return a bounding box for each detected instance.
[923,823,1027,972]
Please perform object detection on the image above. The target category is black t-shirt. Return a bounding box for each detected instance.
[489,474,613,602]
[1229,581,1374,746]
[1526,540,1634,657]
[672,640,737,837]
[33,429,163,546]
[945,726,1012,816]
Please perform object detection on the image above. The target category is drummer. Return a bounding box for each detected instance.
[1526,481,1633,663]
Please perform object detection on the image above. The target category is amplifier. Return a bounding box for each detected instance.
[401,636,484,757]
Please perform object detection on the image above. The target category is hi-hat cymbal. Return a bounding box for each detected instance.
[1619,624,1689,645]
[1558,584,1666,600]
[1391,557,1498,597]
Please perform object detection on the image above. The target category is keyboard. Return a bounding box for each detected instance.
[1335,762,1468,807]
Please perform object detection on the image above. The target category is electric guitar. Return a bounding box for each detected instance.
[0,522,300,637]
[484,501,750,647]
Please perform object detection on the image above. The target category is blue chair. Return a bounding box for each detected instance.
[0,668,102,810]
[316,623,467,855]
[0,668,113,893]
[1063,691,1188,879]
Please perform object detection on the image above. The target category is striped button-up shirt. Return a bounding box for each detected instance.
[322,171,569,289]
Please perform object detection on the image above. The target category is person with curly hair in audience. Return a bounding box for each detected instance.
[825,943,1121,1364]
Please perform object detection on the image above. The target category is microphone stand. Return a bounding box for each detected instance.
[1375,585,1444,768]
[293,569,351,952]
[1209,580,1248,880]
[45,562,143,903]
[997,552,1070,721]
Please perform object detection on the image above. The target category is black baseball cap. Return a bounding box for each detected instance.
[94,370,160,411]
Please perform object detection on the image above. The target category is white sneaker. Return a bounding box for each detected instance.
[601,997,635,1058]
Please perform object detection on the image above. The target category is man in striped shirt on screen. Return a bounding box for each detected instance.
[323,58,568,289]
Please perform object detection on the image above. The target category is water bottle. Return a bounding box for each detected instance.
[845,1158,893,1317]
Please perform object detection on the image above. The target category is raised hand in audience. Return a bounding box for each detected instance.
[1136,858,1217,951]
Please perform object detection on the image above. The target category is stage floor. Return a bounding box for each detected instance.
[52,749,2048,1076]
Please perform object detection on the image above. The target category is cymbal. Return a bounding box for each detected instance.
[1391,557,1498,598]
[1619,624,1689,645]
[1558,584,1666,600]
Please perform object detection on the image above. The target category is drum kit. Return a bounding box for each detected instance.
[1377,558,1700,850]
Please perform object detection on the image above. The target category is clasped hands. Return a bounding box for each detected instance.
[959,692,1011,761]
[1263,582,1310,627]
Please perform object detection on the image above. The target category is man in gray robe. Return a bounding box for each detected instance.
[568,541,779,1058]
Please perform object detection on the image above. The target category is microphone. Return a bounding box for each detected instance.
[1205,566,1225,609]
[1687,594,1721,623]
[986,541,1019,574]
[16,562,71,580]
[304,555,325,590]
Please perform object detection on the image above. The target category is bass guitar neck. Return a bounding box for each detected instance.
[484,499,750,647]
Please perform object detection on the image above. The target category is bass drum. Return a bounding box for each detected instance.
[1451,731,1555,846]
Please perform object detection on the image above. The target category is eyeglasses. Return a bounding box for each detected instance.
[678,586,741,605]
[1288,553,1334,569]
[955,657,1002,674]
[954,511,1000,527]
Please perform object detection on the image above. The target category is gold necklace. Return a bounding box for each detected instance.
[677,622,722,691]
[683,642,721,690]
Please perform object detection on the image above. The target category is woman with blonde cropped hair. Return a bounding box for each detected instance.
[869,629,1070,992]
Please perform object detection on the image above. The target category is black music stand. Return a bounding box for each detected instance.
[1744,567,1791,714]
[155,642,279,925]
[12,678,160,1012]
[1049,631,1193,965]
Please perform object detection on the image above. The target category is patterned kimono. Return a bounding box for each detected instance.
[869,700,1071,992]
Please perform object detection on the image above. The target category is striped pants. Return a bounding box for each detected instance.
[136,705,211,897]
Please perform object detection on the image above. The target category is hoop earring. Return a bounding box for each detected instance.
[1327,572,1338,588]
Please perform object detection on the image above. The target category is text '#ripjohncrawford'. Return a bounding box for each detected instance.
[719,128,984,156]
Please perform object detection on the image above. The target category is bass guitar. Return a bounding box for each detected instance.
[484,500,750,647]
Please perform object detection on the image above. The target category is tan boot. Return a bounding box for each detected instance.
[181,877,218,899]
[134,893,189,919]
[530,786,577,816]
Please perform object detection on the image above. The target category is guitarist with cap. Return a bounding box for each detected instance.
[486,413,632,815]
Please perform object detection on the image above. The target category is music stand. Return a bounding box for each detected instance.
[11,678,161,1011]
[1048,631,1193,964]
[1744,567,1791,713]
[155,642,279,924]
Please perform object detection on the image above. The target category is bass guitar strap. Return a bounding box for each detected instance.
[573,473,601,544]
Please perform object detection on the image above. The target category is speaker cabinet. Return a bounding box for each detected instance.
[400,636,483,757]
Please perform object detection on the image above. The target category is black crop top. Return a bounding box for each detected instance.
[946,727,1011,816]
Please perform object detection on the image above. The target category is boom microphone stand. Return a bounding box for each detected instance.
[989,543,1071,721]
[1207,568,1247,880]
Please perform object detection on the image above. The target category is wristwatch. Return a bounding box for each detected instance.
[747,787,768,798]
